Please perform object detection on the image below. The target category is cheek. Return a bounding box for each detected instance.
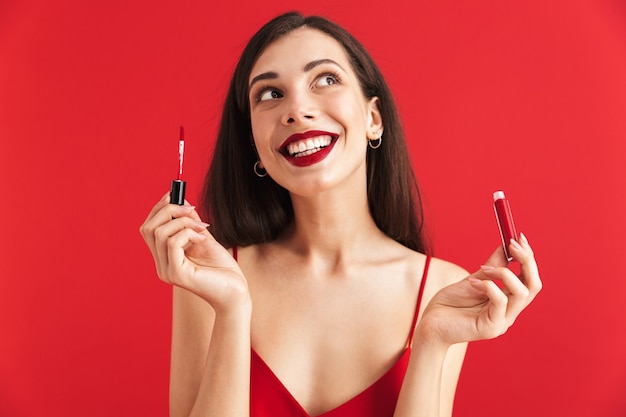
[250,117,269,147]
[334,93,371,131]
[250,121,277,163]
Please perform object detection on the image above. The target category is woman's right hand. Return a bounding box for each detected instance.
[139,193,250,313]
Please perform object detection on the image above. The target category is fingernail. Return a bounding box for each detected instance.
[510,239,523,250]
[480,265,496,271]
[520,233,529,245]
[195,221,210,228]
[180,205,196,210]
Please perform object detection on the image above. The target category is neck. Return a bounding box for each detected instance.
[280,176,384,262]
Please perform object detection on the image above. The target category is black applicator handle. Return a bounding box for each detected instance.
[170,179,186,205]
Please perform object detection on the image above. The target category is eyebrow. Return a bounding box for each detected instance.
[304,58,345,73]
[249,58,345,91]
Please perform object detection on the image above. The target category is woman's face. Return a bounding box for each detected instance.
[248,27,382,197]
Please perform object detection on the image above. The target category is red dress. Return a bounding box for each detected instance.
[234,247,431,417]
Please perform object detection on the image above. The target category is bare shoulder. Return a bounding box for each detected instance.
[396,244,467,287]
[427,256,469,289]
[400,249,470,312]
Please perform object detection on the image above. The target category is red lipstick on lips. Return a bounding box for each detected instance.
[279,130,338,167]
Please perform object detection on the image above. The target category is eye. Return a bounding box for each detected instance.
[256,88,283,102]
[315,73,341,88]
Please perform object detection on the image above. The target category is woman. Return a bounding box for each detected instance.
[140,12,541,417]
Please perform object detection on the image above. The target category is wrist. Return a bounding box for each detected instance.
[413,320,453,353]
[213,291,252,323]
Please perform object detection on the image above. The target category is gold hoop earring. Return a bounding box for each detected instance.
[254,161,267,177]
[368,135,382,149]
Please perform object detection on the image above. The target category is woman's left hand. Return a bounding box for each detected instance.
[418,233,542,347]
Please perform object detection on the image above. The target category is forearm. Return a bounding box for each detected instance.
[393,336,449,417]
[188,302,252,417]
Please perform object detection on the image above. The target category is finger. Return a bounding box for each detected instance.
[141,203,199,259]
[166,228,209,287]
[143,192,171,224]
[179,203,203,222]
[140,193,195,238]
[509,233,542,296]
[483,266,531,319]
[467,251,509,281]
[482,245,509,268]
[139,193,171,241]
[469,279,508,338]
[140,203,174,261]
[153,217,210,274]
[154,217,210,243]
[148,203,200,235]
[483,279,507,318]
[479,265,526,292]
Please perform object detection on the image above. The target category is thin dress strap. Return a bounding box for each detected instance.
[233,245,238,261]
[408,255,431,348]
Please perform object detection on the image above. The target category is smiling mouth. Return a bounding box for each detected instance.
[284,135,334,157]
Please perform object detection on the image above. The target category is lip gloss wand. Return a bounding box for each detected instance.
[170,126,186,205]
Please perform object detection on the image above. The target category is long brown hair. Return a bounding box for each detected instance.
[203,12,429,253]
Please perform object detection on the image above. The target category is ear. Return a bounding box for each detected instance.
[366,97,384,140]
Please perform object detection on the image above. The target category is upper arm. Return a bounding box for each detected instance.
[170,286,216,417]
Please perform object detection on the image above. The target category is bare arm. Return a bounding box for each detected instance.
[394,235,542,416]
[394,260,468,417]
[170,287,252,417]
[140,195,252,417]
[439,343,467,417]
[393,336,448,416]
[170,287,214,416]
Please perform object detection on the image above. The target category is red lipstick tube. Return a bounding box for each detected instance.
[493,191,518,262]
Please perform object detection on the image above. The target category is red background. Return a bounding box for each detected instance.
[1,0,625,416]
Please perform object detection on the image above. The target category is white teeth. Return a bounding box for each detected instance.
[286,135,332,157]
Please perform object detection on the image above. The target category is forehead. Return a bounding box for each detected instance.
[250,27,352,81]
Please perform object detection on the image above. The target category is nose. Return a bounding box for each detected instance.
[281,92,316,125]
